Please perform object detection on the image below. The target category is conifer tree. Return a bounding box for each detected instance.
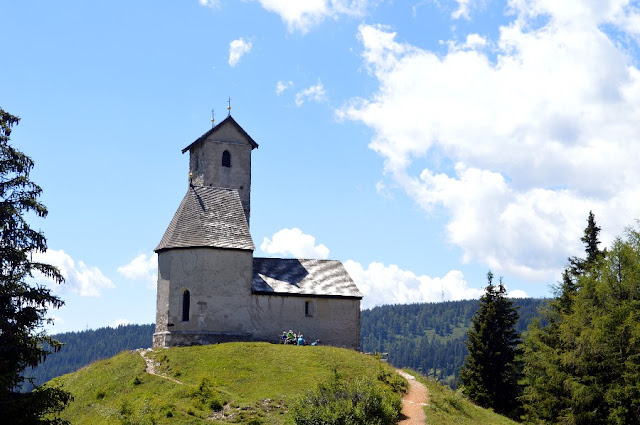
[0,108,71,423]
[521,211,606,423]
[460,271,522,419]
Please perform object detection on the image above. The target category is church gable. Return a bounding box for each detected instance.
[155,185,254,252]
[182,115,259,154]
[252,258,362,299]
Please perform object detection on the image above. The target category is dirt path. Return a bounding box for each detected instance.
[397,370,429,425]
[136,348,183,385]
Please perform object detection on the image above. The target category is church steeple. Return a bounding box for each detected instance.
[182,115,258,224]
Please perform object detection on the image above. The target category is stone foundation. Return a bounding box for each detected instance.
[153,330,260,348]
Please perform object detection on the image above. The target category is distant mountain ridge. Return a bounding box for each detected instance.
[28,298,547,390]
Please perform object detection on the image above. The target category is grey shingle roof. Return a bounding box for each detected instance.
[155,185,255,252]
[252,258,362,299]
[181,115,259,154]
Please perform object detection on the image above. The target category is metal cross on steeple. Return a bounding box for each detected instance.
[227,97,231,116]
[211,109,215,128]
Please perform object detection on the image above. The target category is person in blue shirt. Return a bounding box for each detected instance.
[297,334,306,346]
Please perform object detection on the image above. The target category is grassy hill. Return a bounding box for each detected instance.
[25,324,155,390]
[29,299,548,392]
[47,342,516,424]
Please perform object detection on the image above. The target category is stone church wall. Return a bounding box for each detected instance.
[153,248,361,349]
[249,295,361,350]
[153,247,256,347]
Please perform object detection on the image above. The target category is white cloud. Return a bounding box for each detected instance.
[228,38,252,67]
[254,0,371,33]
[508,289,529,298]
[260,229,484,308]
[117,253,157,290]
[261,228,330,259]
[340,3,640,283]
[344,260,484,309]
[199,0,221,9]
[452,0,473,19]
[295,82,326,106]
[276,80,293,95]
[111,318,132,328]
[33,249,114,297]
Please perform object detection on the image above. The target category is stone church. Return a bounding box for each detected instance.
[153,115,362,350]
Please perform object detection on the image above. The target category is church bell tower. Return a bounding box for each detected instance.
[181,115,259,224]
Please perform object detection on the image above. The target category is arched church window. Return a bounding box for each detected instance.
[182,290,190,322]
[222,150,231,168]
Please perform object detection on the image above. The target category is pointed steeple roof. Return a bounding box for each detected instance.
[181,115,259,154]
[155,185,255,252]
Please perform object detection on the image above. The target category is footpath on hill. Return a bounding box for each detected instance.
[137,348,184,385]
[137,348,429,422]
[397,370,429,425]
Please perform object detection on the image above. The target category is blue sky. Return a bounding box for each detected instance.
[2,0,640,333]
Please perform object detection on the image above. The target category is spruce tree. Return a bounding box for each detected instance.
[521,211,606,423]
[0,108,71,423]
[460,271,522,419]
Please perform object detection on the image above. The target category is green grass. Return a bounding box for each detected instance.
[47,343,519,424]
[48,343,405,424]
[406,369,518,425]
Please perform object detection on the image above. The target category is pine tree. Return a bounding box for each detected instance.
[521,211,606,423]
[567,210,605,281]
[459,271,522,419]
[0,108,71,423]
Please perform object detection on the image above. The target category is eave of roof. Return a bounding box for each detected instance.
[181,115,259,154]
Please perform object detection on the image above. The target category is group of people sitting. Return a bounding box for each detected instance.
[280,330,320,346]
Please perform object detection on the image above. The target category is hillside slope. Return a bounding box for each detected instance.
[47,343,516,424]
[27,298,547,391]
[25,324,154,390]
[49,343,402,424]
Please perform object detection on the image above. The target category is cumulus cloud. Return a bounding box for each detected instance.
[340,2,640,282]
[254,0,371,33]
[260,228,330,259]
[260,229,499,307]
[111,318,132,328]
[295,82,326,106]
[32,249,114,297]
[117,253,157,289]
[276,80,293,95]
[508,289,529,298]
[228,38,252,67]
[199,0,221,9]
[452,0,474,19]
[344,260,484,309]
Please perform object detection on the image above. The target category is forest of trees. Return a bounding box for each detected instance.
[360,297,545,387]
